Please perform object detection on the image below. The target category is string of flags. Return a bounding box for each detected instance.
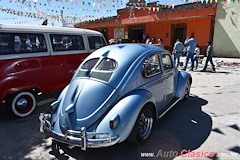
[0,0,124,24]
[0,0,239,25]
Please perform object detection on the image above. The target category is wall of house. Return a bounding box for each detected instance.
[76,3,216,55]
[213,3,240,57]
[144,17,212,45]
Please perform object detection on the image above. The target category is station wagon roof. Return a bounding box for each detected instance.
[0,23,101,35]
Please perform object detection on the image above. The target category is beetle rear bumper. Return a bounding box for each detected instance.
[39,113,120,150]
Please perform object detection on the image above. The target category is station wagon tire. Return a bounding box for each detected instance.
[184,80,191,100]
[6,92,36,117]
[128,105,154,144]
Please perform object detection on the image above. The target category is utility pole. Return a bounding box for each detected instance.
[60,10,65,27]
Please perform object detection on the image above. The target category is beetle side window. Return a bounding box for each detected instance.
[0,32,47,54]
[88,36,107,49]
[96,58,117,71]
[162,54,173,70]
[143,54,161,77]
[50,34,85,51]
[81,58,99,70]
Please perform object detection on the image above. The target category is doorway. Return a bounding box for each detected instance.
[171,23,187,49]
[100,28,108,41]
[128,24,146,43]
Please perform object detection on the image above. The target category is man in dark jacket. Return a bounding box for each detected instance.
[202,40,215,72]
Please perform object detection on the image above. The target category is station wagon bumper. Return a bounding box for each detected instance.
[39,113,120,150]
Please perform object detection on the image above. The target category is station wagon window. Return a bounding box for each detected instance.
[143,54,161,77]
[162,54,173,70]
[50,34,85,51]
[96,58,117,71]
[81,58,99,70]
[0,32,47,55]
[88,36,107,49]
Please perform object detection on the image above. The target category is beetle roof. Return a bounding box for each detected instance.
[80,44,165,89]
[86,44,163,63]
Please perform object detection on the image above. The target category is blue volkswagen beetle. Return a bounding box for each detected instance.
[40,44,192,150]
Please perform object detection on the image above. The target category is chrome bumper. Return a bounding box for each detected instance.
[39,113,120,150]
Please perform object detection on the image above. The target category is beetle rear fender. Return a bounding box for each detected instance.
[175,71,192,99]
[95,89,156,143]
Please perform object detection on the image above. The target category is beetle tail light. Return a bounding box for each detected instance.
[109,114,120,129]
[50,101,59,113]
[110,121,114,129]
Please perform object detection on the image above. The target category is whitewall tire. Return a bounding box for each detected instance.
[10,92,36,117]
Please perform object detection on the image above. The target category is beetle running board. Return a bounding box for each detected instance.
[158,97,180,119]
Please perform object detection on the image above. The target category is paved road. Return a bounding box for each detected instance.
[0,69,239,160]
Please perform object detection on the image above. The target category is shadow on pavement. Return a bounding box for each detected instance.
[49,95,212,160]
[0,91,60,159]
[194,70,232,75]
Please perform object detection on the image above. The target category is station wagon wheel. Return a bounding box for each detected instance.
[184,80,191,100]
[128,105,154,144]
[7,92,36,117]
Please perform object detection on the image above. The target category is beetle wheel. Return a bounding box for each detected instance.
[128,105,154,144]
[7,92,36,117]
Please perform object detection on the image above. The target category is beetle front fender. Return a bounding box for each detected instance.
[175,71,192,99]
[95,89,155,143]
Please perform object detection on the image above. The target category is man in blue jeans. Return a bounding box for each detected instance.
[201,40,215,72]
[182,34,197,71]
[173,39,184,67]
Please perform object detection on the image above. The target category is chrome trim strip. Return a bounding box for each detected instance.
[158,98,180,119]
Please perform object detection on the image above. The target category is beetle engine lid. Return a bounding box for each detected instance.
[59,78,119,130]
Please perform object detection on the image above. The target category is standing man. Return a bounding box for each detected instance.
[202,40,215,72]
[157,38,164,49]
[145,34,150,44]
[182,34,197,71]
[173,39,184,67]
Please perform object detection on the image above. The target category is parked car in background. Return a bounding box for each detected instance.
[40,44,192,150]
[0,24,107,117]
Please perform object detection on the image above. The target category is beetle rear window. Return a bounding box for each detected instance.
[96,58,117,71]
[81,58,99,70]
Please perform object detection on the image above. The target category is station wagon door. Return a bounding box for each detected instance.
[161,53,175,104]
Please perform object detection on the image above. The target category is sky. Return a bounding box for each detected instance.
[0,0,191,26]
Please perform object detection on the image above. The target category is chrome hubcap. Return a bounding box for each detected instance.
[16,98,28,110]
[138,110,153,139]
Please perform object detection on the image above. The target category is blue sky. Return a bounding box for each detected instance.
[0,0,189,26]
